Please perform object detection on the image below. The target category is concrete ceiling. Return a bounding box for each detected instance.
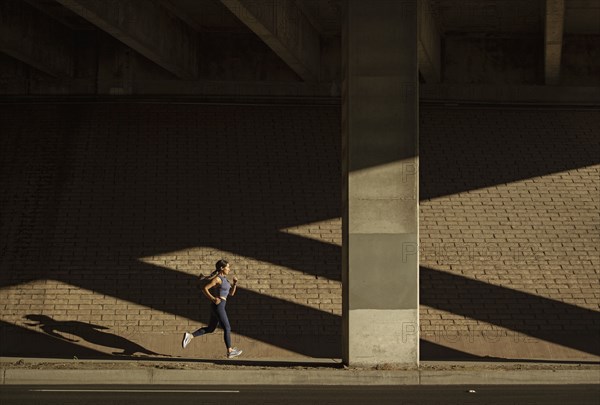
[431,0,600,35]
[22,0,96,30]
[564,0,600,34]
[163,0,599,36]
[296,0,342,36]
[23,0,599,36]
[1,0,598,91]
[157,0,343,35]
[161,0,246,32]
[431,0,544,34]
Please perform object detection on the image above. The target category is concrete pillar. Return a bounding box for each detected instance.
[342,0,419,367]
[544,0,565,85]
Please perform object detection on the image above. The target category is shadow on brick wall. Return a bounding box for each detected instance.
[22,315,162,356]
[0,320,110,359]
[420,107,600,200]
[419,106,600,359]
[2,103,598,361]
[421,266,600,357]
[0,103,341,359]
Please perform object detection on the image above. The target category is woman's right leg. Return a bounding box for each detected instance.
[192,304,219,337]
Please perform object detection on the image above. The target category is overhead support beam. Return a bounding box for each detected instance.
[0,0,73,78]
[22,0,94,31]
[55,0,198,80]
[159,0,204,33]
[418,0,441,83]
[293,0,326,36]
[220,0,320,82]
[544,0,565,85]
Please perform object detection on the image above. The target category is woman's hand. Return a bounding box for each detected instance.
[213,297,221,305]
[229,277,238,297]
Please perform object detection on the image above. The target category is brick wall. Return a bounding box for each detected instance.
[1,102,598,360]
[0,102,341,359]
[419,106,600,359]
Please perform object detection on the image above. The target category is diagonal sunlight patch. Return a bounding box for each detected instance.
[420,163,599,311]
[419,163,599,358]
[421,165,600,203]
[280,218,341,246]
[138,245,341,316]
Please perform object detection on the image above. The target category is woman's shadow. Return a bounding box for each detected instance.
[24,314,163,357]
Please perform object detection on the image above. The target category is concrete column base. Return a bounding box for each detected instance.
[348,309,418,366]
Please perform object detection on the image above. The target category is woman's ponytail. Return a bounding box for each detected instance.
[198,269,219,281]
[198,259,228,281]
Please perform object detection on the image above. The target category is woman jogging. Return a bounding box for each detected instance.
[182,259,242,359]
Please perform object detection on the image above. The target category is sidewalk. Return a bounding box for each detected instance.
[1,357,599,386]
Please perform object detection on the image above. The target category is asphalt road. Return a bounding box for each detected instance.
[1,385,599,405]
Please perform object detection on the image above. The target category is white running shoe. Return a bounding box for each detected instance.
[227,348,242,359]
[182,332,193,349]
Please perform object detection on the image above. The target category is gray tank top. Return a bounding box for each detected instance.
[218,276,231,298]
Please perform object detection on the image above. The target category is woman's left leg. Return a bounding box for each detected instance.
[213,301,232,349]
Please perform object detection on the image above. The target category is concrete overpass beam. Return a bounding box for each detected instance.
[55,0,197,80]
[0,0,73,78]
[159,0,204,33]
[220,0,320,81]
[545,0,565,85]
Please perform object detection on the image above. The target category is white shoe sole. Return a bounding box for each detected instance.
[227,350,242,359]
[182,333,192,349]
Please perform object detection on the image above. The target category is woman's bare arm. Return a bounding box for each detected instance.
[203,277,221,303]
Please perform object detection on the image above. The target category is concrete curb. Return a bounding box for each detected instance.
[2,368,599,386]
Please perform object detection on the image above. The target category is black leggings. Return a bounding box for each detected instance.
[192,300,231,349]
